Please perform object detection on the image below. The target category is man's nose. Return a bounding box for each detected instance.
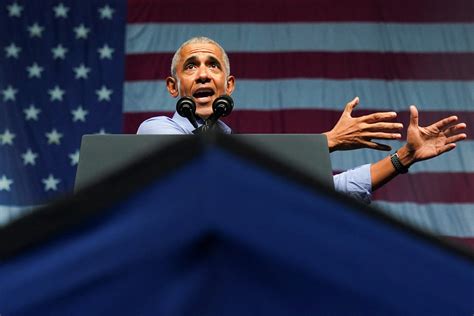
[195,65,210,83]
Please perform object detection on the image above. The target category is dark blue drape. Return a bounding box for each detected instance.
[0,148,473,315]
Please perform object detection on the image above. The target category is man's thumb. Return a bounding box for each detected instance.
[345,96,359,114]
[409,105,419,127]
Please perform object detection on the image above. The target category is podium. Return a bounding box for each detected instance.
[0,134,473,315]
[74,134,334,190]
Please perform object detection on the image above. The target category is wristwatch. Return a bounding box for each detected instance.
[390,152,409,174]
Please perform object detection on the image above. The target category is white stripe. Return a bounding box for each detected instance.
[0,205,38,227]
[126,23,474,53]
[124,79,474,112]
[373,202,474,237]
[331,141,474,173]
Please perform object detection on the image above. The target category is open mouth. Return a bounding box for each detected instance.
[193,88,215,101]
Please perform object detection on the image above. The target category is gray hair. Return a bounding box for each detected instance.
[170,37,231,78]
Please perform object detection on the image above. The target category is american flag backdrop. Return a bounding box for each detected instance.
[0,1,125,219]
[1,0,474,248]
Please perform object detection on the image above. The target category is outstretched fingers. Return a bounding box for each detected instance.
[445,133,467,144]
[442,122,466,145]
[432,115,458,131]
[364,122,404,132]
[344,96,360,115]
[362,131,402,140]
[360,111,398,124]
[437,143,457,155]
[443,122,467,137]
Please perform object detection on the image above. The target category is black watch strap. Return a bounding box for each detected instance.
[390,152,409,174]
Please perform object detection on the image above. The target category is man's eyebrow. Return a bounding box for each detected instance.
[182,55,222,69]
[208,56,222,67]
[182,56,198,67]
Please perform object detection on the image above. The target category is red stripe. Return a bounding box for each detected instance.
[372,173,474,203]
[122,110,347,134]
[123,110,473,140]
[332,171,473,203]
[127,0,474,23]
[126,52,474,81]
[445,237,474,250]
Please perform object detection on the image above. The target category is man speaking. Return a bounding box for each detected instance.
[137,37,467,203]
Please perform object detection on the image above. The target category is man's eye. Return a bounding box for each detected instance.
[209,62,219,68]
[185,63,195,70]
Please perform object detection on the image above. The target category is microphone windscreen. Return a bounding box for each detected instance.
[212,95,234,117]
[176,97,196,117]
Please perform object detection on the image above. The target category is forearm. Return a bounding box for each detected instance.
[370,145,415,191]
[370,156,397,191]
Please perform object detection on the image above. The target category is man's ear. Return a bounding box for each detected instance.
[166,76,179,97]
[226,75,235,95]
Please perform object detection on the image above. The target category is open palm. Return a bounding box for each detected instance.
[406,106,467,163]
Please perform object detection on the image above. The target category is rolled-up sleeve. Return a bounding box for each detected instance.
[333,164,372,204]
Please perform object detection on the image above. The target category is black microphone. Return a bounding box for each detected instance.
[176,96,198,128]
[206,95,234,126]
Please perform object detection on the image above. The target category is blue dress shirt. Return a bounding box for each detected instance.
[137,112,372,203]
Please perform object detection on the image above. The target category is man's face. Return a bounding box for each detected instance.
[167,42,235,119]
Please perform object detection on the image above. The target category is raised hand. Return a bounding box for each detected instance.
[324,97,403,152]
[399,105,467,165]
